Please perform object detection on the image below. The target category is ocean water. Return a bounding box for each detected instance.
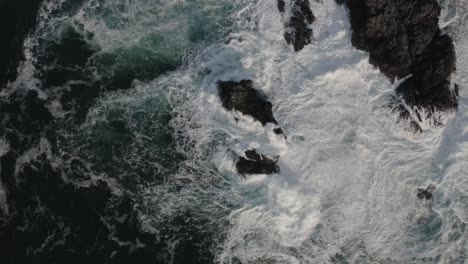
[5,0,468,263]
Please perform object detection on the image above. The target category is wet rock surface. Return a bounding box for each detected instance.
[417,185,436,208]
[0,0,44,89]
[218,80,278,126]
[236,150,280,175]
[217,80,283,176]
[337,0,458,112]
[273,127,285,135]
[277,0,315,51]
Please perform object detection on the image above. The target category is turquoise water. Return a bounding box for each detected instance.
[13,0,467,263]
[29,0,252,262]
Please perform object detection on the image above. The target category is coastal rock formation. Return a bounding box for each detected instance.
[0,0,44,89]
[236,150,280,175]
[337,0,458,113]
[218,81,283,176]
[417,184,436,208]
[395,34,457,111]
[218,80,278,126]
[277,0,315,51]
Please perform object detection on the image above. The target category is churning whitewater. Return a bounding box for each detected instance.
[0,0,467,263]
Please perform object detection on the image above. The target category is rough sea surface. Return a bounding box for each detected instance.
[0,0,467,263]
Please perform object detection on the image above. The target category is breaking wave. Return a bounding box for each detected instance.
[4,0,467,263]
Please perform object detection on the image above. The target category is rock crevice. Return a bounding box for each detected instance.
[218,80,278,126]
[236,150,280,176]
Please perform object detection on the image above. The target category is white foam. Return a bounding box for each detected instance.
[153,0,468,262]
[21,0,467,262]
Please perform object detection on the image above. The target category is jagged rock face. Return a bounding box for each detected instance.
[236,150,280,175]
[396,34,457,111]
[0,0,43,88]
[218,80,278,126]
[344,0,441,79]
[278,0,315,51]
[338,0,458,111]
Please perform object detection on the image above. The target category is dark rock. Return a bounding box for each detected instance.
[278,0,315,51]
[273,127,287,140]
[395,34,458,111]
[417,189,432,200]
[409,121,423,134]
[218,80,278,126]
[236,149,280,175]
[417,184,436,208]
[0,0,44,89]
[277,0,286,13]
[273,127,284,135]
[339,0,458,112]
[391,99,424,134]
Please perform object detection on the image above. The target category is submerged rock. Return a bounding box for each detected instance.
[391,101,424,134]
[236,149,280,175]
[395,34,458,111]
[218,80,278,126]
[417,184,436,208]
[337,0,458,113]
[218,81,283,176]
[278,0,315,51]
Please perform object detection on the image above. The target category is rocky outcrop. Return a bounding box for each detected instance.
[217,80,283,175]
[277,0,315,51]
[218,80,278,126]
[236,150,280,175]
[0,0,44,89]
[395,34,457,111]
[337,0,458,114]
[417,184,436,208]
